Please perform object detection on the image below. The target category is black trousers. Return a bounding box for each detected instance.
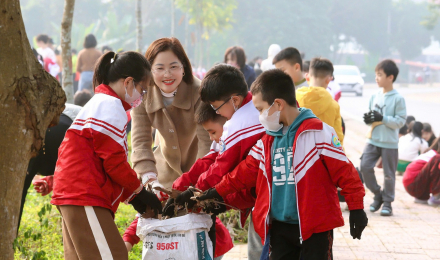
[270,220,333,260]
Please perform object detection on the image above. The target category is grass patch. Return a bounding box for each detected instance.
[15,186,143,259]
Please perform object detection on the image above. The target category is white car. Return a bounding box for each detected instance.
[333,65,365,96]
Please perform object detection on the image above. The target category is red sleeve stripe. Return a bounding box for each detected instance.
[225,126,265,145]
[71,121,127,153]
[76,118,127,135]
[316,143,346,157]
[295,147,319,174]
[224,124,264,143]
[294,143,346,173]
[295,145,319,172]
[250,148,263,158]
[252,144,263,152]
[318,147,348,162]
[73,120,126,139]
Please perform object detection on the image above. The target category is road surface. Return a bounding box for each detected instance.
[339,83,440,134]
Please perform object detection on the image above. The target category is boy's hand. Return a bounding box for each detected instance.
[196,188,223,202]
[349,209,368,239]
[129,188,163,215]
[175,189,197,209]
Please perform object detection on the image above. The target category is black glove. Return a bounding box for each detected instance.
[129,188,163,215]
[175,189,197,209]
[203,202,227,215]
[197,188,226,215]
[162,198,176,218]
[349,209,368,239]
[363,112,373,125]
[371,110,383,122]
[196,188,223,202]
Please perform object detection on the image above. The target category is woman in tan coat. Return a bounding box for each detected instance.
[131,38,211,197]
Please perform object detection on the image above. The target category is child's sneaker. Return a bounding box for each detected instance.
[428,195,440,207]
[380,202,392,216]
[370,192,383,212]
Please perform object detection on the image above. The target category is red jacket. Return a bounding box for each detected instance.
[404,153,440,200]
[173,92,265,213]
[123,216,233,258]
[403,149,437,190]
[216,118,365,244]
[51,84,141,214]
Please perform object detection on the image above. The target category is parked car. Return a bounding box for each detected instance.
[333,65,365,96]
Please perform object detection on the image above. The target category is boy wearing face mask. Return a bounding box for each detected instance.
[173,64,266,259]
[197,69,367,260]
[172,64,265,206]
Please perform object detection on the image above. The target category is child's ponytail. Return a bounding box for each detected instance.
[411,121,424,144]
[93,51,115,88]
[93,51,151,89]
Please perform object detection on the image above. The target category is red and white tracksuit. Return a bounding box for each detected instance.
[124,92,265,257]
[215,118,365,244]
[51,84,141,213]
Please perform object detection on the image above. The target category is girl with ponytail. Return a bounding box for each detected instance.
[51,51,162,260]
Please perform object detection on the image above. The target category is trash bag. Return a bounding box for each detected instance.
[137,213,214,260]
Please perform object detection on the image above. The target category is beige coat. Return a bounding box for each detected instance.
[130,77,211,189]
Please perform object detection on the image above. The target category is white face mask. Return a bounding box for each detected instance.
[125,81,143,108]
[259,102,283,132]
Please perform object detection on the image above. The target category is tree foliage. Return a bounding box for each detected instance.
[175,0,236,40]
[20,0,439,70]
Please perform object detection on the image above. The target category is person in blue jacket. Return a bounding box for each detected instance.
[361,59,407,217]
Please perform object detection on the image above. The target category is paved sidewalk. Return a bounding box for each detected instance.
[223,114,440,260]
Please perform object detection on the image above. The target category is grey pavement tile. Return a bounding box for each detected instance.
[352,251,395,259]
[392,253,433,260]
[424,250,440,259]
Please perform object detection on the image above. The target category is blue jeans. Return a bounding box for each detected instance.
[78,71,94,94]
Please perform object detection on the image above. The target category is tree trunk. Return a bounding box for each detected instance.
[61,0,75,103]
[170,0,175,37]
[136,0,142,52]
[0,1,66,259]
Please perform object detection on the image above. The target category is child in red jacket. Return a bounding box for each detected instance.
[51,51,162,260]
[171,64,266,258]
[123,102,234,258]
[197,69,368,259]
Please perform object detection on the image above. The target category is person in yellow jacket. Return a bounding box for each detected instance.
[296,57,344,145]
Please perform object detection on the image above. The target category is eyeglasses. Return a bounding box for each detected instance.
[211,97,232,113]
[152,65,183,76]
[133,80,147,97]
